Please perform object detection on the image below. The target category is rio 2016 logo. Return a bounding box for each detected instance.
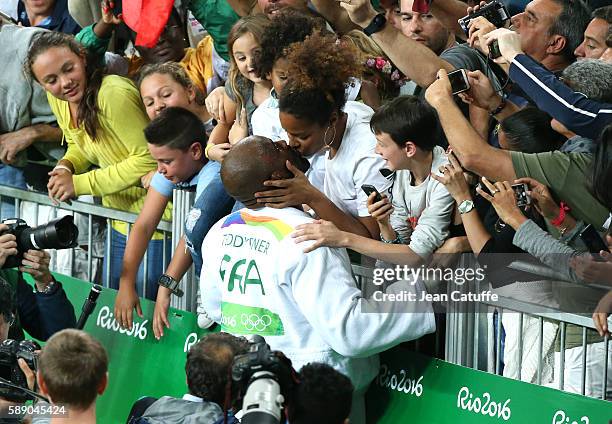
[377,364,424,397]
[457,386,511,421]
[96,306,148,340]
[552,410,589,424]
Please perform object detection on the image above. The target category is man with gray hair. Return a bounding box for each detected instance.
[555,59,612,153]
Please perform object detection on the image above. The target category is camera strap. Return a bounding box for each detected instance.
[0,377,49,403]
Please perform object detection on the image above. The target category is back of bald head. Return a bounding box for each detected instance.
[221,136,286,206]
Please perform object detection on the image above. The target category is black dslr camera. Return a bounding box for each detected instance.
[458,0,511,36]
[1,216,78,269]
[232,336,296,424]
[0,339,39,402]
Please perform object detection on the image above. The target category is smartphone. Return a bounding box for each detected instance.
[112,0,122,16]
[489,39,502,60]
[579,224,610,259]
[511,183,531,207]
[361,184,382,202]
[447,69,470,95]
[0,10,18,24]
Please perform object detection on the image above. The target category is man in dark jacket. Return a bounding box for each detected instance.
[0,222,76,343]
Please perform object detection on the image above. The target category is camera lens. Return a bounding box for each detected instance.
[19,216,78,251]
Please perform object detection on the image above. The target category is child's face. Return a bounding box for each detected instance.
[269,58,289,94]
[31,46,87,104]
[140,73,196,120]
[232,32,263,83]
[148,143,203,184]
[374,132,408,171]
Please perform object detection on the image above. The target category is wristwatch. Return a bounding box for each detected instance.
[158,274,184,297]
[363,13,387,36]
[458,199,475,215]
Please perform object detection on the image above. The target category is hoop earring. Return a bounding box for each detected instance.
[323,125,337,149]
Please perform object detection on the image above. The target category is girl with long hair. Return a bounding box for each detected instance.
[27,31,169,301]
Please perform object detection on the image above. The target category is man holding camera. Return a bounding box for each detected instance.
[0,223,76,343]
[127,332,250,424]
[337,0,590,94]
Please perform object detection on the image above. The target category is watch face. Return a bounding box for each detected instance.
[459,200,474,214]
[158,275,173,287]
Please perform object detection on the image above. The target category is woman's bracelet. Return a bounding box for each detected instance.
[204,143,214,160]
[381,233,401,244]
[53,164,72,174]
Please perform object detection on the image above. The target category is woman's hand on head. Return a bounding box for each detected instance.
[228,107,249,145]
[255,160,318,209]
[207,143,231,163]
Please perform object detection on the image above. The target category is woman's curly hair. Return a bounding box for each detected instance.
[254,8,325,79]
[279,32,361,126]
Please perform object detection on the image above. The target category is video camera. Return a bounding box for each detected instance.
[231,336,297,424]
[1,216,78,269]
[0,339,39,402]
[458,0,511,36]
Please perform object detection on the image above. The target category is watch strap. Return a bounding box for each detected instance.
[363,13,386,37]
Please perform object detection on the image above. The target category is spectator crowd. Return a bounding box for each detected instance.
[0,0,611,421]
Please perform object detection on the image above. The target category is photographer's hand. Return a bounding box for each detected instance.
[0,224,18,268]
[19,250,53,290]
[17,358,35,391]
[483,28,522,64]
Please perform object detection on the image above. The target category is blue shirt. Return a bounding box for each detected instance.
[18,0,81,35]
[509,54,612,141]
[150,161,211,200]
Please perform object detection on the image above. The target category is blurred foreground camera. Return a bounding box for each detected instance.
[458,0,510,36]
[232,336,296,424]
[1,216,78,269]
[0,339,39,402]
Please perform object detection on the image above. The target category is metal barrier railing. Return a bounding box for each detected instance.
[351,255,610,401]
[2,185,609,400]
[0,185,198,313]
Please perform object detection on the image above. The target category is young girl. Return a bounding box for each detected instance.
[207,14,272,152]
[255,32,391,239]
[114,62,234,332]
[26,31,167,298]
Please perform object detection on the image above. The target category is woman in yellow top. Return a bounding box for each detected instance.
[27,30,171,300]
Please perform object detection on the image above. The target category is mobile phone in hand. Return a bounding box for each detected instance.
[580,224,610,260]
[447,69,470,95]
[511,183,531,207]
[361,184,382,202]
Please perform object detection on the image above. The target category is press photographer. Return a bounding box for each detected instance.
[231,337,353,424]
[0,220,76,343]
